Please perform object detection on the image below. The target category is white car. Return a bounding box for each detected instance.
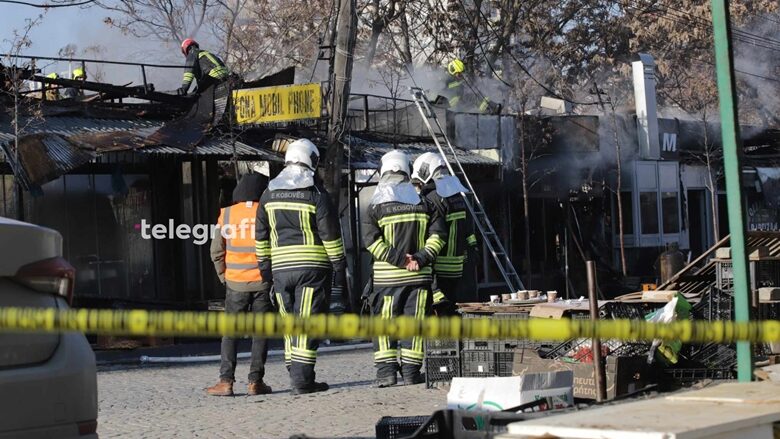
[0,217,98,438]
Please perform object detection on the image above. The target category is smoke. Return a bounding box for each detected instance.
[732,17,780,127]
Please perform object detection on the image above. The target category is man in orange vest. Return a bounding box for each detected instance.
[207,172,272,396]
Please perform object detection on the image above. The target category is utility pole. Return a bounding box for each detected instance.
[710,0,753,382]
[323,0,357,210]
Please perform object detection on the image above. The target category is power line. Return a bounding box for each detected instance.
[463,0,601,106]
[0,0,95,7]
[625,0,780,53]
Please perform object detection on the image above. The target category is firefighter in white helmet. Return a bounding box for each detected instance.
[363,150,447,387]
[254,138,346,394]
[412,153,478,314]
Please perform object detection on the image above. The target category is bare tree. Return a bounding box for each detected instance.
[2,16,44,219]
[97,0,213,42]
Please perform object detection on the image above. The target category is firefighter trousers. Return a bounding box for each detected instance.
[273,268,331,389]
[371,284,431,379]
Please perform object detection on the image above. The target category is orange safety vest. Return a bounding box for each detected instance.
[218,201,262,283]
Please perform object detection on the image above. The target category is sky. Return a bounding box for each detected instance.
[1,4,183,90]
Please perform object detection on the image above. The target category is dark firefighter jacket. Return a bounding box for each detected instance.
[254,184,345,274]
[363,198,447,287]
[421,181,477,280]
[211,173,269,292]
[181,48,229,93]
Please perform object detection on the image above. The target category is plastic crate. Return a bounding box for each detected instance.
[425,355,460,388]
[375,416,438,439]
[461,350,496,377]
[495,352,514,377]
[665,368,736,386]
[426,339,461,357]
[462,312,534,352]
[462,350,517,378]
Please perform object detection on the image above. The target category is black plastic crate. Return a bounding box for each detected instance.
[462,350,517,378]
[426,339,461,357]
[375,416,438,439]
[495,351,514,377]
[425,355,460,388]
[665,368,736,386]
[461,350,496,377]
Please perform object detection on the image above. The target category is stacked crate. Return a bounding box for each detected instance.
[461,312,534,378]
[424,338,461,389]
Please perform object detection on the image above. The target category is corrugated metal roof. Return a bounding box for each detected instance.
[139,139,284,161]
[0,116,161,137]
[346,136,500,169]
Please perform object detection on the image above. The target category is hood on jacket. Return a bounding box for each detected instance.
[232,172,268,202]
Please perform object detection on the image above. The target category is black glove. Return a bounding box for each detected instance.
[176,87,188,96]
[258,262,272,284]
[269,286,278,310]
[332,269,346,289]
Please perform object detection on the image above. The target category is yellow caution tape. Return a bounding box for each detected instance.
[0,307,779,343]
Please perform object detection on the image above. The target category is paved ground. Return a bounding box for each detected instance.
[97,347,447,438]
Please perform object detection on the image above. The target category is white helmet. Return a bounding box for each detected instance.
[379,150,410,177]
[411,152,446,184]
[285,138,320,170]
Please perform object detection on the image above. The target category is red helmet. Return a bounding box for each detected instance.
[181,38,198,56]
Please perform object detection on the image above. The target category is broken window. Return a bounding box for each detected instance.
[662,191,680,234]
[640,192,659,234]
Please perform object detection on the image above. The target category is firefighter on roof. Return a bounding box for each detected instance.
[363,150,447,387]
[254,138,345,395]
[178,38,230,95]
[412,152,478,314]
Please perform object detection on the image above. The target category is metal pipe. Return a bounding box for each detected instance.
[710,0,754,382]
[586,260,607,402]
[0,53,181,68]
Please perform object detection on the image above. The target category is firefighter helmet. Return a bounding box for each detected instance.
[181,38,198,56]
[380,150,411,177]
[72,67,86,80]
[285,138,320,171]
[447,59,465,76]
[412,152,446,184]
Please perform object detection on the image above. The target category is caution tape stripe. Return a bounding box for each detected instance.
[0,307,779,343]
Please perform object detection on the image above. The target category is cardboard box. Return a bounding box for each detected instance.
[447,372,574,412]
[512,348,652,400]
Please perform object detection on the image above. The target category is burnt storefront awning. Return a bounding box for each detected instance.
[345,135,500,170]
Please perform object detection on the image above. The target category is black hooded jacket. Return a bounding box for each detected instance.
[233,172,268,202]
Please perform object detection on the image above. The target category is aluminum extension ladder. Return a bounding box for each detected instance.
[410,87,525,293]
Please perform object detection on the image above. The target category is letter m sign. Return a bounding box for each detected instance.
[662,133,677,152]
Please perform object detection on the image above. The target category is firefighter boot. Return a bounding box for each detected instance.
[206,379,234,396]
[374,362,399,388]
[290,381,329,395]
[401,364,425,385]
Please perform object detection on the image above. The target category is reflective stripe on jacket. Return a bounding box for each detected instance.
[218,201,262,283]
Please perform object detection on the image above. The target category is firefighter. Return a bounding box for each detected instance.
[412,153,478,314]
[441,59,499,114]
[363,150,447,387]
[255,138,345,395]
[207,172,273,397]
[178,38,229,96]
[62,67,86,99]
[44,72,60,100]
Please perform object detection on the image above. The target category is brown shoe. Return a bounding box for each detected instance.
[247,381,272,395]
[206,380,234,396]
